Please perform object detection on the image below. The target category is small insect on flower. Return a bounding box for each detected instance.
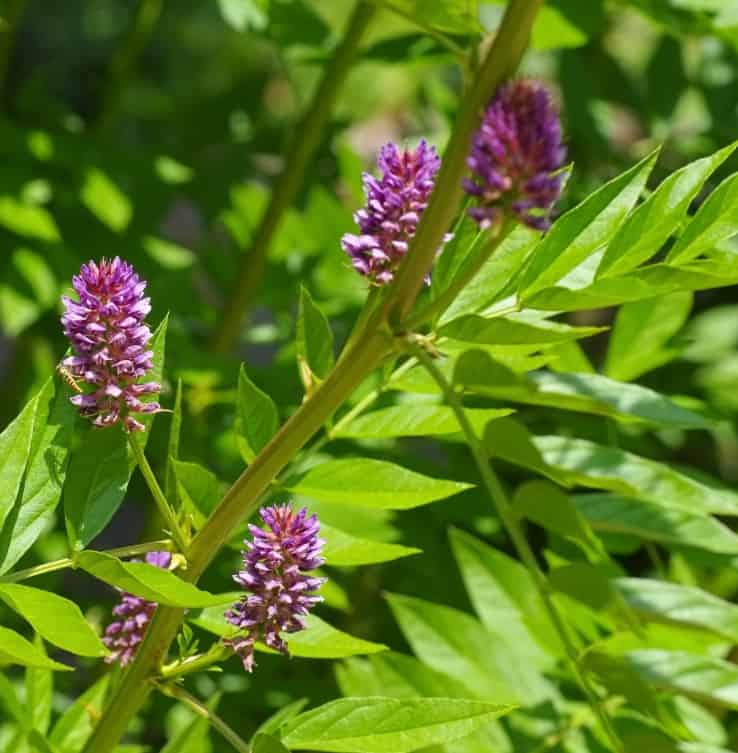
[224,504,325,672]
[60,257,162,432]
[464,79,566,231]
[56,363,84,394]
[341,140,444,285]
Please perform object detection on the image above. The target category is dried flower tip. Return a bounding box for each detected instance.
[341,140,443,285]
[102,551,172,666]
[464,79,566,231]
[60,257,162,432]
[224,504,325,672]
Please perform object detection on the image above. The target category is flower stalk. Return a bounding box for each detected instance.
[82,4,544,751]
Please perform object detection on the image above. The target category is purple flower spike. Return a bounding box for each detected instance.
[464,80,566,231]
[224,504,326,672]
[61,257,162,432]
[341,140,442,285]
[102,551,172,666]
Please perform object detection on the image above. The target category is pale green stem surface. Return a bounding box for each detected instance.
[407,339,624,753]
[212,1,376,352]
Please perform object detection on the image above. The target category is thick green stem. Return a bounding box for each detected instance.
[96,0,163,129]
[129,436,189,552]
[156,683,250,753]
[212,1,376,352]
[0,540,173,583]
[408,340,624,753]
[0,0,28,107]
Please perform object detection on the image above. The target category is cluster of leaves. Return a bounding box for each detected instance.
[4,1,738,753]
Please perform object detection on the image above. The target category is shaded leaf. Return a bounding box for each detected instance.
[322,523,421,566]
[236,364,279,463]
[297,286,335,382]
[0,626,70,670]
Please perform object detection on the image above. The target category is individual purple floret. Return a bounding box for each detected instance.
[102,551,172,666]
[341,140,442,285]
[464,79,566,231]
[60,257,161,433]
[224,504,325,672]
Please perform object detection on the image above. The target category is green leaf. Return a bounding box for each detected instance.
[0,626,70,670]
[172,459,225,526]
[574,493,738,554]
[144,237,196,270]
[297,286,335,382]
[615,578,738,643]
[536,436,738,516]
[526,257,738,312]
[668,172,738,263]
[287,459,472,509]
[0,247,57,335]
[520,149,658,297]
[26,639,53,734]
[322,523,421,566]
[0,378,75,574]
[251,733,291,753]
[386,592,551,704]
[619,650,738,710]
[0,196,60,241]
[597,142,737,277]
[440,314,605,346]
[0,388,40,531]
[441,225,539,324]
[332,405,512,439]
[282,697,514,753]
[190,603,387,658]
[160,694,220,753]
[379,0,482,34]
[455,351,710,428]
[236,364,279,463]
[63,428,130,551]
[530,1,604,50]
[165,378,183,503]
[0,583,105,657]
[449,527,562,659]
[76,551,228,607]
[604,292,693,381]
[218,0,268,31]
[514,480,605,561]
[252,699,309,740]
[0,670,30,727]
[80,167,132,232]
[49,675,109,753]
[63,316,168,549]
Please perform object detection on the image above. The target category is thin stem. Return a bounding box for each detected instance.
[407,340,624,753]
[156,682,250,753]
[212,1,376,352]
[0,0,28,108]
[128,436,188,552]
[404,218,516,330]
[160,644,229,680]
[0,540,173,583]
[96,0,163,129]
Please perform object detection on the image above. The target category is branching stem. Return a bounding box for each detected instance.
[407,339,624,753]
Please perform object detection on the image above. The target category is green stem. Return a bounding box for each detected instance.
[128,436,189,552]
[0,0,28,107]
[156,682,250,753]
[160,644,229,680]
[404,217,516,330]
[96,0,164,129]
[407,340,624,753]
[212,1,376,352]
[0,540,173,583]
